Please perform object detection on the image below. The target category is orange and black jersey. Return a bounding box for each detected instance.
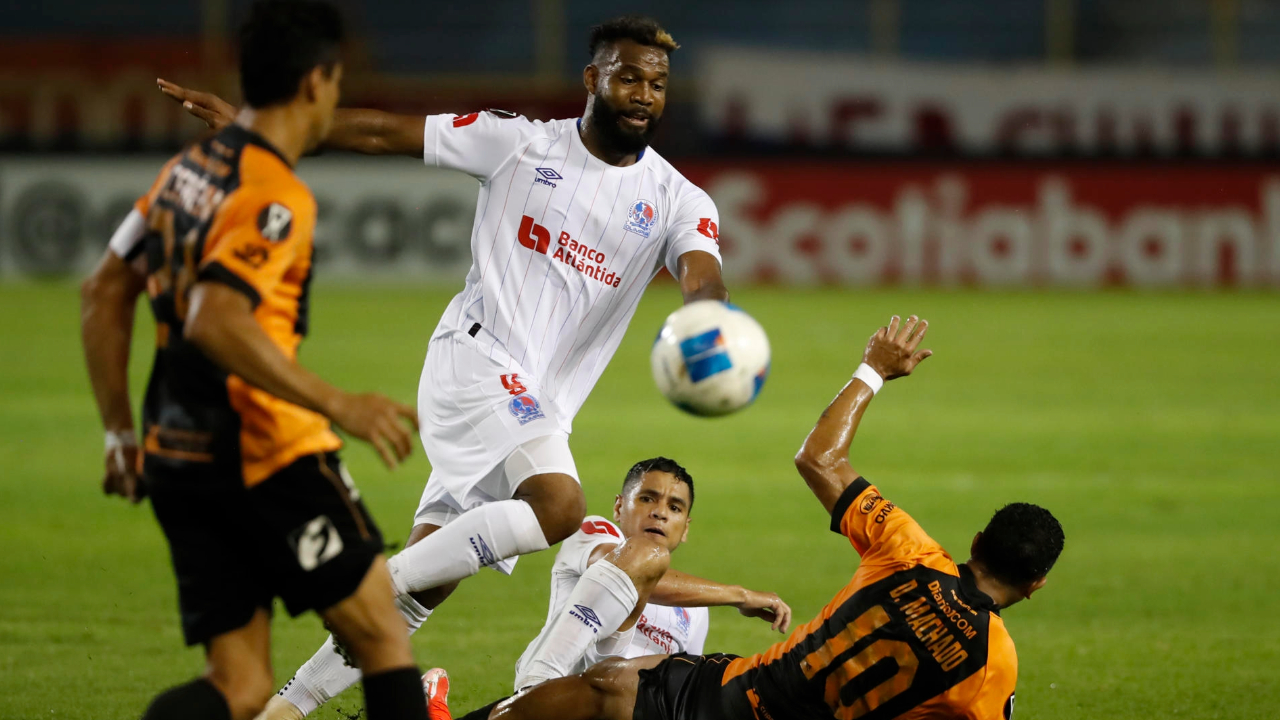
[720,478,1017,720]
[127,124,341,486]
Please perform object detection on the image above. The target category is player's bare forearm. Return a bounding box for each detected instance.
[583,547,741,605]
[649,568,747,607]
[585,545,746,607]
[650,569,792,632]
[326,109,425,156]
[794,315,934,515]
[794,380,876,514]
[184,282,342,417]
[677,251,729,304]
[80,251,145,432]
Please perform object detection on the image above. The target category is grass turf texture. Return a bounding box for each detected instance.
[1,283,1277,720]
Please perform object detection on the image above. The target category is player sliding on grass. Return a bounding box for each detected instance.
[425,457,791,720]
[266,457,791,719]
[159,14,733,713]
[480,315,1065,720]
[80,4,429,720]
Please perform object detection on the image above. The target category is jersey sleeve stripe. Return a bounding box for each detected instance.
[830,476,871,534]
[198,261,263,308]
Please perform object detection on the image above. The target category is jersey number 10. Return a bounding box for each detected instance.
[799,604,919,720]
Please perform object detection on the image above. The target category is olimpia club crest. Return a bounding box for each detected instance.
[623,199,658,238]
[508,394,546,426]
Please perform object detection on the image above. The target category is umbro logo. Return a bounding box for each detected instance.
[569,604,602,632]
[534,167,562,188]
[470,534,499,567]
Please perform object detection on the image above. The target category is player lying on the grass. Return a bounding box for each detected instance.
[424,457,792,720]
[159,15,732,698]
[79,4,428,720]
[480,315,1066,720]
[261,457,792,720]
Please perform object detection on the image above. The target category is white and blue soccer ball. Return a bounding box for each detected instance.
[650,300,771,417]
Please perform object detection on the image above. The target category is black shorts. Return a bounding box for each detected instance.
[145,451,384,646]
[633,654,754,720]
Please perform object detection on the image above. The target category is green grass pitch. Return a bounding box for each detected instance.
[1,282,1277,719]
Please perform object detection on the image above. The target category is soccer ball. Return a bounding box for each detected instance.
[650,300,771,417]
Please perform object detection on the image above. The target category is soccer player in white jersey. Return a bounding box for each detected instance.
[423,457,791,720]
[160,15,736,720]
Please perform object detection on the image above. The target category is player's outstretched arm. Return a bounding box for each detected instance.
[157,79,426,157]
[80,250,147,503]
[647,568,792,633]
[184,282,420,468]
[794,315,932,515]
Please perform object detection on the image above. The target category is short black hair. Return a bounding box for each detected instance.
[588,15,679,58]
[621,457,694,511]
[973,503,1064,586]
[239,0,344,108]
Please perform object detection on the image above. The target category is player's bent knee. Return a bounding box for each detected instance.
[611,536,670,585]
[321,560,414,673]
[326,598,407,653]
[515,472,587,544]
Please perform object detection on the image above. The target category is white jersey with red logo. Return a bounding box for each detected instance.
[513,516,709,690]
[424,111,722,430]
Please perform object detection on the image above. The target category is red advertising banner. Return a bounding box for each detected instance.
[699,49,1280,157]
[679,162,1280,287]
[0,42,585,150]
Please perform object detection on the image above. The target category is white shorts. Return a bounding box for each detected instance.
[414,331,579,573]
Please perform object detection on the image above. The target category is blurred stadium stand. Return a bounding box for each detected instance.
[6,0,1280,72]
[2,0,1278,153]
[1,0,1277,286]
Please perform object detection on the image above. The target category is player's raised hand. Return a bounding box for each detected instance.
[328,392,420,469]
[157,79,236,130]
[737,590,793,634]
[863,314,933,381]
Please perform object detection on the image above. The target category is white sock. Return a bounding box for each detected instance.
[279,635,358,716]
[514,559,639,690]
[392,499,549,593]
[279,594,433,716]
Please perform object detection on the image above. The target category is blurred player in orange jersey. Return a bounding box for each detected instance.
[79,3,429,720]
[480,315,1064,720]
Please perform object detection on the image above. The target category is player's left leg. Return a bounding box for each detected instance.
[397,334,587,597]
[262,444,578,720]
[142,609,273,720]
[492,655,666,720]
[141,454,278,720]
[249,453,426,720]
[514,536,669,689]
[389,439,586,597]
[318,558,428,720]
[265,525,460,720]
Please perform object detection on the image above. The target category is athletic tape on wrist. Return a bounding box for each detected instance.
[853,363,885,395]
[104,430,137,452]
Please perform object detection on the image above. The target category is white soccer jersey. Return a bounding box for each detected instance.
[514,516,709,688]
[424,111,723,430]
